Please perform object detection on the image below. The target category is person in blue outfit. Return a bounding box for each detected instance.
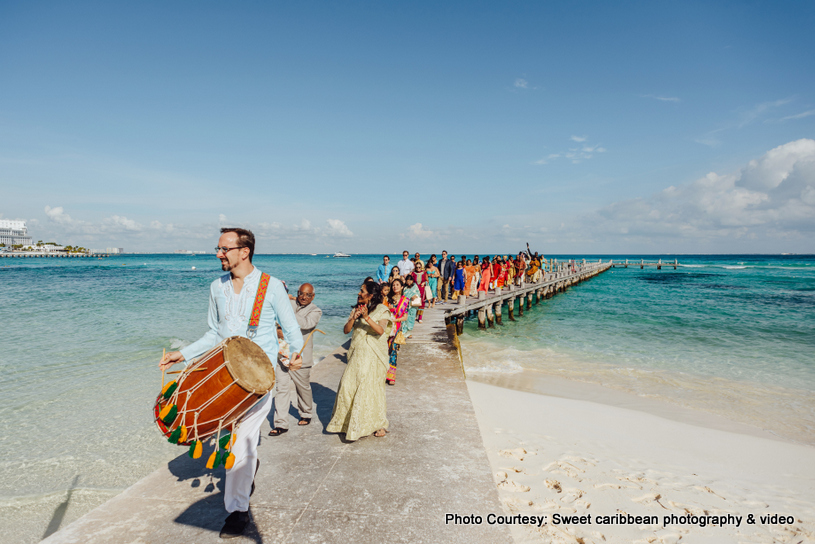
[376,255,394,284]
[160,227,303,539]
[453,260,466,298]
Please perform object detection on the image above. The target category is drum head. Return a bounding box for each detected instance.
[223,336,275,393]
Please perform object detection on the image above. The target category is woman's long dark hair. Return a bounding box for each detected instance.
[355,280,384,314]
[388,278,404,307]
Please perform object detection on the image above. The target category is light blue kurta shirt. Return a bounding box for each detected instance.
[180,266,304,365]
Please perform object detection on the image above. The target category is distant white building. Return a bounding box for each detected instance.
[0,220,33,247]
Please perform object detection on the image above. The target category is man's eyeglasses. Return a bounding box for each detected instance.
[215,246,243,254]
[297,291,315,297]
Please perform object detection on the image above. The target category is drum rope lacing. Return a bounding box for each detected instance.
[162,339,266,442]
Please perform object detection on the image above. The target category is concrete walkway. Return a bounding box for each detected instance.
[43,313,511,543]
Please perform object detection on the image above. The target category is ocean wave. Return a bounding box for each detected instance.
[169,338,190,350]
[723,265,747,269]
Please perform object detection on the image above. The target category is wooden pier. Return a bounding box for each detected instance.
[609,258,680,269]
[440,260,613,335]
[0,252,108,258]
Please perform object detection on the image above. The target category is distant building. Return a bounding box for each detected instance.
[0,220,33,247]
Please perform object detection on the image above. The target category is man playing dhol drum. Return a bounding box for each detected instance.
[160,227,303,538]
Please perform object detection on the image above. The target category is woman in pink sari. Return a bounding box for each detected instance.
[410,262,429,324]
[386,278,409,385]
[478,257,492,292]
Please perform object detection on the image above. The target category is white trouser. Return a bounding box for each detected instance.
[224,392,272,513]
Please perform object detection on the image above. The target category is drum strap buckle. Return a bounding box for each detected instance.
[247,325,258,339]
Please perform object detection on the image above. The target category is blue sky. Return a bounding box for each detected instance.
[1,1,814,253]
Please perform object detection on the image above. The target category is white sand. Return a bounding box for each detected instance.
[467,379,815,544]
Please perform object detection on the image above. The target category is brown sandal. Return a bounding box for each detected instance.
[373,428,388,438]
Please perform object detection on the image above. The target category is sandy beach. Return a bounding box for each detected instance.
[466,373,815,544]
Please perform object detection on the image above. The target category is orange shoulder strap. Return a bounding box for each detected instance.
[247,272,271,339]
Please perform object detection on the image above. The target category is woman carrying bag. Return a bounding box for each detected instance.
[386,278,409,386]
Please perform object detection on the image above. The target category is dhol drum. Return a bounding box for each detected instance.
[155,336,275,467]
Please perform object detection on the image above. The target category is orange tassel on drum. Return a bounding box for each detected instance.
[224,452,236,470]
[206,450,218,469]
[159,404,178,425]
[161,380,178,400]
[178,425,188,444]
[188,440,202,459]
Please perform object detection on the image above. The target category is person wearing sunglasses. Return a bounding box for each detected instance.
[270,283,322,436]
[160,227,303,539]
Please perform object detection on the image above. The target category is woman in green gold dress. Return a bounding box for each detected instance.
[327,280,393,440]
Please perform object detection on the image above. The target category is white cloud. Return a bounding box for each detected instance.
[641,94,681,103]
[514,78,528,89]
[44,205,73,224]
[593,139,815,241]
[103,215,142,231]
[535,137,606,165]
[738,97,793,128]
[406,223,434,239]
[326,219,353,237]
[696,98,795,147]
[781,109,815,122]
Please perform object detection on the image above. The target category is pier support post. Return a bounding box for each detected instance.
[486,304,494,328]
[477,308,486,329]
[526,293,532,310]
[507,297,515,321]
[456,316,465,335]
[494,302,502,325]
[518,296,524,316]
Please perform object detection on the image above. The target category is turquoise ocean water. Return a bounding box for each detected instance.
[1,253,814,541]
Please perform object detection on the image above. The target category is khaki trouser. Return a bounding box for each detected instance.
[441,278,453,301]
[273,362,313,430]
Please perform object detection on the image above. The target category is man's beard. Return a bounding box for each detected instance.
[221,259,235,271]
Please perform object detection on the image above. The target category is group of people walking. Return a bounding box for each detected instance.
[329,247,547,450]
[159,228,546,538]
[378,248,546,302]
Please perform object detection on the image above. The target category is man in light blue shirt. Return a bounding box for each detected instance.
[376,255,394,284]
[161,227,303,538]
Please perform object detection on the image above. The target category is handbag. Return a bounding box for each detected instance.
[424,285,434,300]
[393,330,406,345]
[410,296,422,307]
